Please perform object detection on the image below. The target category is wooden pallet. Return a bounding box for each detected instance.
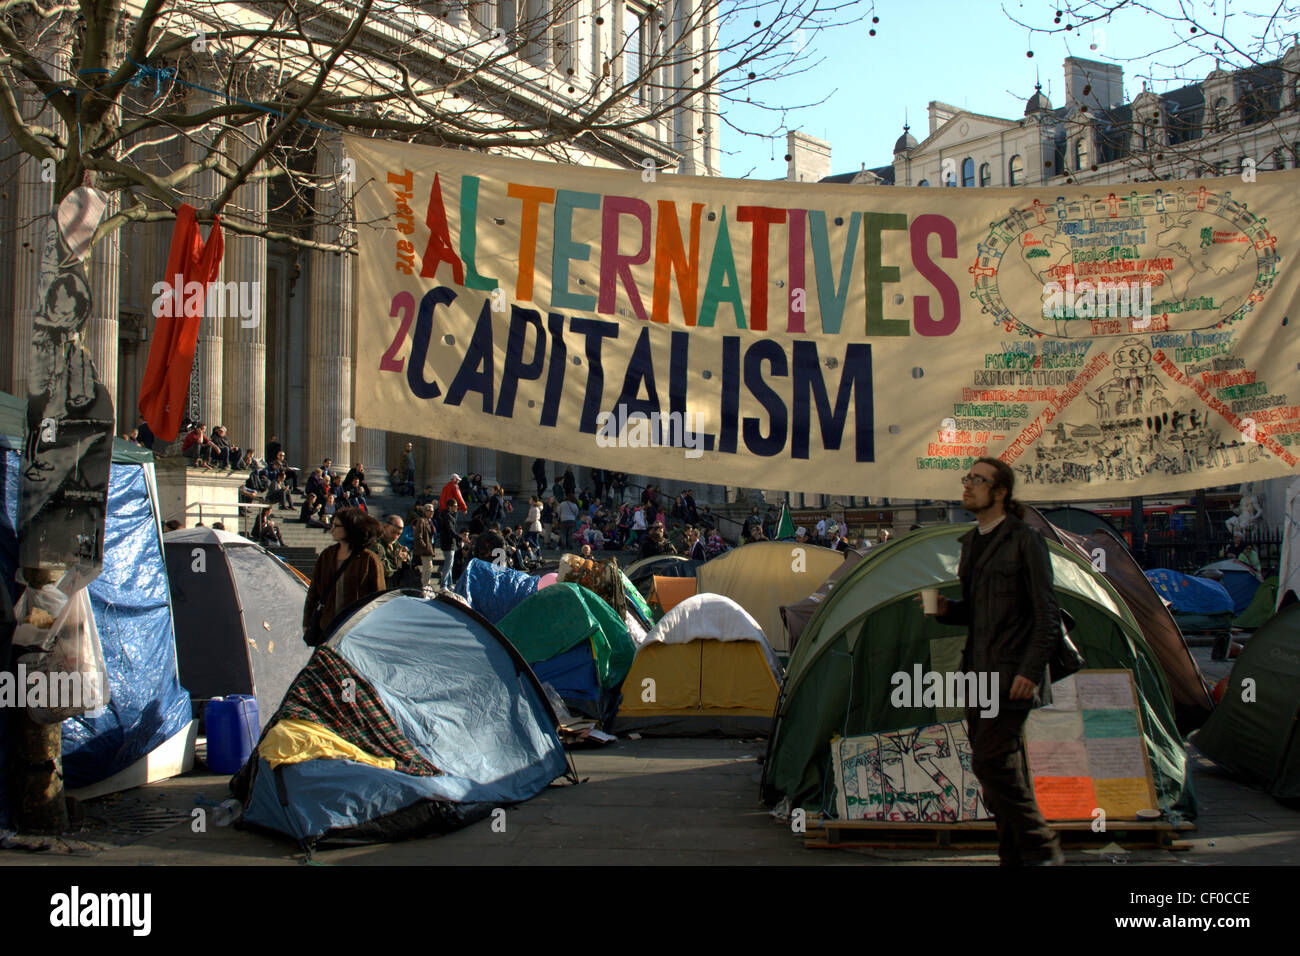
[801,814,1196,851]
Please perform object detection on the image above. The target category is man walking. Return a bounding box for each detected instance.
[925,456,1064,867]
[438,499,459,589]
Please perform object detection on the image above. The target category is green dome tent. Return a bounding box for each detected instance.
[1233,575,1278,630]
[496,583,636,724]
[1190,603,1300,799]
[761,525,1192,818]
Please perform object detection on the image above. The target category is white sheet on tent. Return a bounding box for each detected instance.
[624,609,649,648]
[1279,478,1300,610]
[643,594,781,675]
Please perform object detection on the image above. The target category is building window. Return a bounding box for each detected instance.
[960,158,974,187]
[1009,154,1023,185]
[978,162,991,186]
[624,1,653,104]
[1213,96,1229,132]
[1074,137,1089,171]
[552,0,579,76]
[918,179,929,187]
[1273,148,1285,170]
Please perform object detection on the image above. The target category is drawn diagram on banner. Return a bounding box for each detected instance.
[929,186,1294,488]
[971,187,1279,337]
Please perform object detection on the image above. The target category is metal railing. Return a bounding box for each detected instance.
[1134,527,1283,576]
[169,500,271,529]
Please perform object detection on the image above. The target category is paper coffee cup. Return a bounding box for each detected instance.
[921,589,939,615]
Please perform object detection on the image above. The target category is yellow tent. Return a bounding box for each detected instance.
[695,541,846,653]
[616,594,782,736]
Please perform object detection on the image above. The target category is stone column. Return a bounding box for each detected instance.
[495,452,524,495]
[10,33,69,398]
[429,439,468,490]
[307,134,353,468]
[359,426,389,493]
[184,88,224,429]
[84,191,120,424]
[523,0,552,69]
[222,120,268,459]
[468,445,497,490]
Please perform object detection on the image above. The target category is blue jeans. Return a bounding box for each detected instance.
[440,548,456,589]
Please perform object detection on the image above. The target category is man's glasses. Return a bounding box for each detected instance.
[960,474,993,487]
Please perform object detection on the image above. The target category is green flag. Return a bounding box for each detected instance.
[775,502,795,540]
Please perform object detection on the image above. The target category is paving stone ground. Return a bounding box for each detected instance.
[3,646,1294,867]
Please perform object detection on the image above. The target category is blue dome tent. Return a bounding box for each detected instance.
[232,590,570,849]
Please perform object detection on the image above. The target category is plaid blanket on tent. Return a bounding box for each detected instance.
[276,647,441,777]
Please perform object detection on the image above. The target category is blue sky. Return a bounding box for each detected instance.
[717,0,1293,179]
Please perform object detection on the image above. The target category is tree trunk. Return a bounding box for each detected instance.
[12,713,68,834]
[8,567,69,834]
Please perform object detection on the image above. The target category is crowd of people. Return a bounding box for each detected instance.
[155,438,908,636]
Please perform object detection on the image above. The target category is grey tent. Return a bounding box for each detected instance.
[780,549,867,652]
[163,527,312,728]
[1190,603,1300,799]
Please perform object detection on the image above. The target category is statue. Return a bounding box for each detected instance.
[1225,482,1262,537]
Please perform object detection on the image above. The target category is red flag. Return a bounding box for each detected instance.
[138,204,223,441]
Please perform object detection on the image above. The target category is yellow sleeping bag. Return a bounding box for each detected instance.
[258,718,397,771]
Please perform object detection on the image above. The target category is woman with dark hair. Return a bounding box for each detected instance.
[302,507,385,641]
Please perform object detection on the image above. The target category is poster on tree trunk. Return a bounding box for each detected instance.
[346,137,1300,498]
[17,189,116,587]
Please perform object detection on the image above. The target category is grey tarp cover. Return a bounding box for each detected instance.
[164,527,311,729]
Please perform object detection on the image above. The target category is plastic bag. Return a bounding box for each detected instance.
[12,575,110,724]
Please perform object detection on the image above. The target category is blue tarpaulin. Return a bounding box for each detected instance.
[61,464,192,787]
[453,559,538,623]
[1145,568,1236,615]
[0,448,192,823]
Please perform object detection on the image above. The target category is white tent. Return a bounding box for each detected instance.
[1279,477,1300,610]
[644,593,781,674]
[617,594,782,736]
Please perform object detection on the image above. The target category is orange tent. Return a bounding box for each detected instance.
[649,575,697,619]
